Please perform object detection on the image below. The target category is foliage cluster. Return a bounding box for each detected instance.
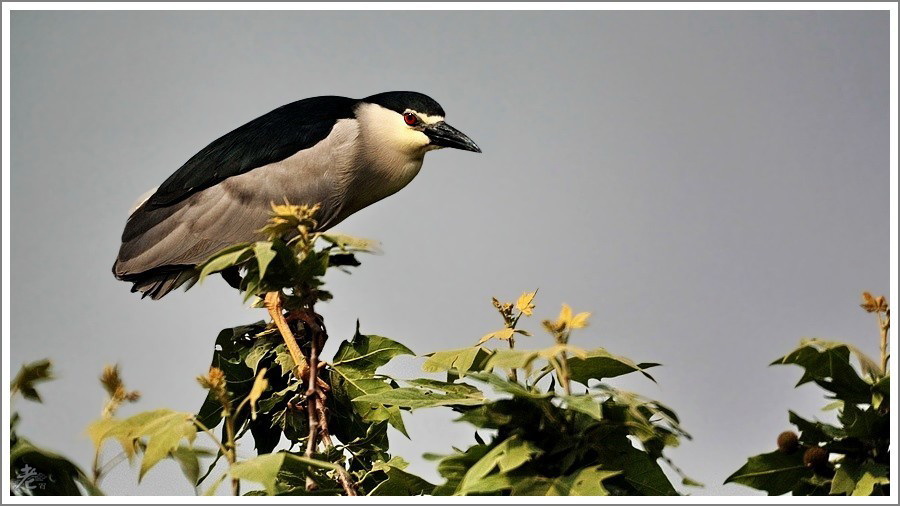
[10,361,100,496]
[725,293,891,496]
[8,204,692,496]
[9,205,890,497]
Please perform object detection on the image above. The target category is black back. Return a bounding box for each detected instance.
[144,95,359,209]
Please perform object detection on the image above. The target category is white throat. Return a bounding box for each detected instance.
[342,103,433,216]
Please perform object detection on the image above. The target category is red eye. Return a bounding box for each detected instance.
[403,113,418,126]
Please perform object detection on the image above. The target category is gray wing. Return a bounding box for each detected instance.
[113,119,361,299]
[112,183,275,298]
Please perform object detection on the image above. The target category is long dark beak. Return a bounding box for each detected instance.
[425,121,482,153]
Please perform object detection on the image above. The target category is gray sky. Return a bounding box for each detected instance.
[9,10,890,496]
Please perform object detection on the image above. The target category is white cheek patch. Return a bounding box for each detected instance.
[357,103,432,152]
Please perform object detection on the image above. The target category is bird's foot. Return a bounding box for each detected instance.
[295,362,330,393]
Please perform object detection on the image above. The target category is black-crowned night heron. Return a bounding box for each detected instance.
[113,91,481,299]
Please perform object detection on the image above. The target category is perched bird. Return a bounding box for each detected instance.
[113,91,481,299]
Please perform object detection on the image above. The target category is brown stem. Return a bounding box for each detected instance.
[507,336,518,382]
[555,346,572,396]
[304,323,321,492]
[225,415,240,495]
[265,292,356,495]
[559,354,572,396]
[313,388,357,495]
[293,307,357,496]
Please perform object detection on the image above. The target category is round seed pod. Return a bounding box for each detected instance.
[803,446,829,470]
[777,431,799,453]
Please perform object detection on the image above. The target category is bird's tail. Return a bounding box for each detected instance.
[112,262,198,300]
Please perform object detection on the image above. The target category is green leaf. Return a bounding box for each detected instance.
[244,340,275,372]
[789,411,845,444]
[404,378,484,398]
[422,347,493,376]
[772,339,872,403]
[830,461,889,496]
[456,437,542,495]
[430,445,491,496]
[512,466,620,496]
[466,372,553,400]
[10,437,102,496]
[171,446,212,487]
[839,403,885,440]
[485,349,541,371]
[196,322,267,429]
[871,374,889,409]
[273,344,296,377]
[353,384,485,410]
[600,437,679,495]
[567,348,658,385]
[332,331,414,378]
[564,395,603,421]
[10,359,54,402]
[198,243,252,281]
[253,241,277,279]
[367,461,435,496]
[229,452,341,495]
[329,328,410,435]
[454,402,514,429]
[724,450,811,495]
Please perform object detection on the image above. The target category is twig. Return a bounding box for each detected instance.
[294,310,357,496]
[314,391,357,495]
[304,319,321,492]
[557,352,573,396]
[507,336,518,382]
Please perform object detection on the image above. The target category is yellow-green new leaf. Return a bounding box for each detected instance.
[830,461,889,496]
[516,291,537,316]
[570,311,591,329]
[198,244,252,282]
[135,411,198,481]
[422,347,492,376]
[252,242,277,279]
[478,328,515,345]
[90,409,198,481]
[320,233,382,253]
[248,368,269,421]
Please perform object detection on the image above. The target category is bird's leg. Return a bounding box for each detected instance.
[264,292,355,494]
[290,309,330,393]
[263,291,309,380]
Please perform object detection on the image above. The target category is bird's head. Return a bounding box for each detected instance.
[357,91,482,156]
